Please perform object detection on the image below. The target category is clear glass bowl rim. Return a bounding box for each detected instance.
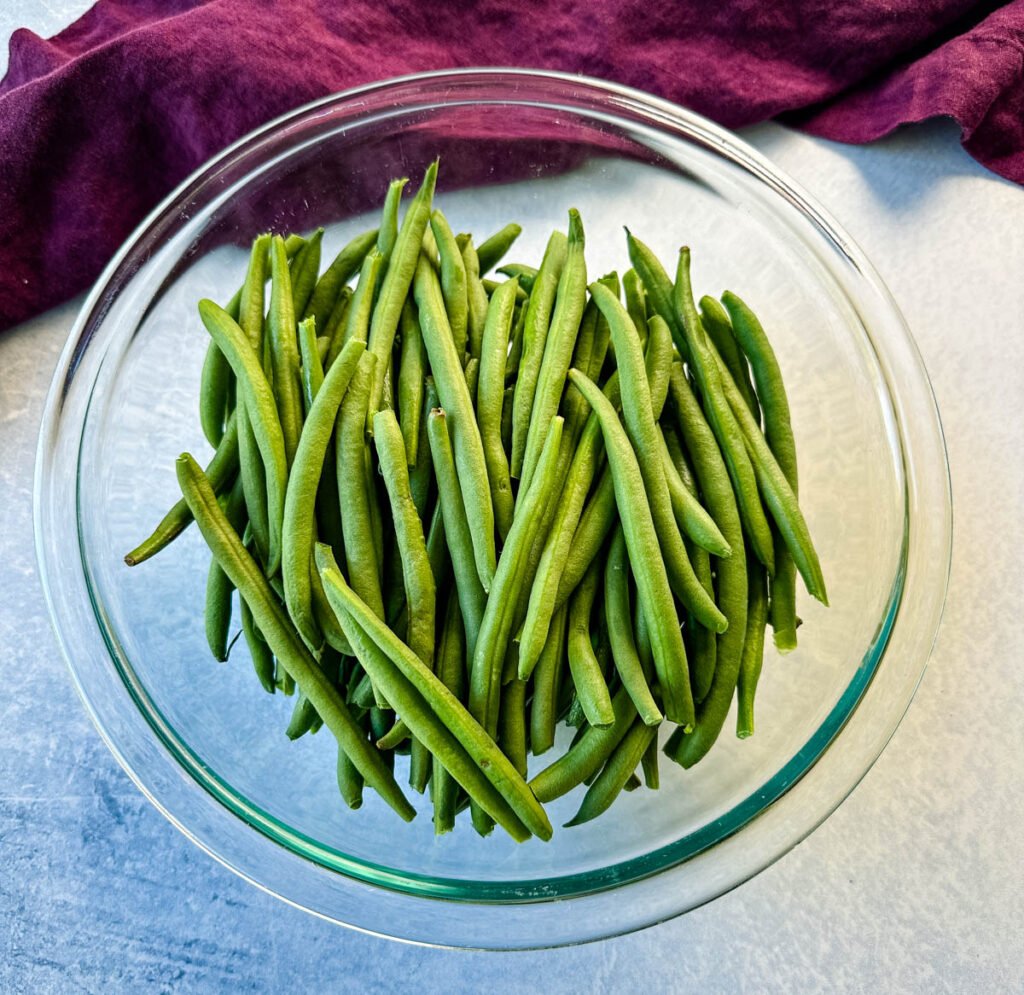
[34,67,952,949]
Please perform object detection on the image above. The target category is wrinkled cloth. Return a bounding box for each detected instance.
[2,0,1022,331]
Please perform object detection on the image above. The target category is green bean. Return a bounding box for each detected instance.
[426,409,486,657]
[373,409,436,677]
[737,558,769,737]
[673,249,775,573]
[633,587,654,679]
[377,178,409,264]
[722,291,802,650]
[199,337,234,449]
[239,596,276,694]
[297,316,324,412]
[713,349,828,605]
[310,564,353,656]
[662,422,700,496]
[205,479,246,661]
[644,314,674,420]
[286,694,320,740]
[505,299,527,385]
[566,558,615,728]
[499,678,529,777]
[268,235,305,466]
[640,732,660,789]
[414,255,496,590]
[409,378,439,522]
[511,229,567,478]
[500,384,515,458]
[530,686,637,802]
[476,277,518,542]
[530,603,568,756]
[197,300,288,575]
[289,228,324,319]
[282,338,365,650]
[344,248,383,348]
[482,277,528,302]
[304,228,379,331]
[337,745,364,810]
[176,454,414,819]
[316,545,552,841]
[590,282,726,634]
[471,416,563,750]
[322,288,353,367]
[429,209,468,358]
[432,594,465,834]
[519,211,587,495]
[397,299,426,465]
[463,357,480,403]
[658,429,731,557]
[567,369,694,728]
[561,296,599,443]
[664,364,747,768]
[605,527,662,725]
[461,235,490,364]
[476,222,522,274]
[496,262,537,293]
[623,268,650,349]
[124,412,239,567]
[565,720,656,827]
[367,160,438,421]
[701,295,759,420]
[588,272,618,382]
[686,539,718,704]
[624,230,685,353]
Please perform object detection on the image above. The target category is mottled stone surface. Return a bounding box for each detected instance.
[3,6,1024,991]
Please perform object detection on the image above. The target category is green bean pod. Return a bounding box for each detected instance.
[496,262,537,293]
[297,316,324,412]
[566,558,615,728]
[268,235,305,466]
[377,178,409,264]
[623,268,650,348]
[240,595,276,694]
[519,210,587,496]
[461,235,490,364]
[367,160,438,421]
[700,295,759,420]
[281,338,365,650]
[658,429,731,557]
[289,228,324,319]
[529,602,568,756]
[304,228,379,331]
[737,557,769,738]
[476,222,522,274]
[429,209,468,358]
[413,255,496,590]
[197,300,288,576]
[432,594,466,834]
[510,229,568,478]
[397,299,426,465]
[176,454,414,820]
[566,369,694,729]
[476,277,518,542]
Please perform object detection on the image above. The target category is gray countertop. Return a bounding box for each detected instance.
[3,7,1023,993]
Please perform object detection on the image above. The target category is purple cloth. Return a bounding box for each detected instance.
[2,0,1022,332]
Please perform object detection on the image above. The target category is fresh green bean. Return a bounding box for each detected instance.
[413,255,496,590]
[505,299,527,385]
[640,732,660,789]
[700,295,759,420]
[432,594,465,834]
[367,161,438,421]
[337,745,364,810]
[409,378,439,522]
[463,356,480,403]
[673,249,775,573]
[686,539,718,705]
[197,300,288,576]
[589,281,726,634]
[240,596,276,694]
[530,603,568,756]
[199,337,234,449]
[482,277,528,301]
[605,526,662,725]
[510,229,567,478]
[644,314,674,420]
[397,299,426,465]
[268,235,305,466]
[519,210,587,495]
[624,230,685,354]
[499,678,529,777]
[205,479,246,661]
[429,209,468,358]
[530,686,637,802]
[664,364,748,767]
[566,558,615,728]
[623,268,650,349]
[377,178,409,264]
[289,228,324,319]
[426,410,486,657]
[567,369,694,728]
[476,277,518,542]
[176,454,414,819]
[286,694,320,740]
[305,228,379,331]
[588,272,618,382]
[657,429,731,557]
[722,291,801,650]
[317,545,552,841]
[496,262,537,293]
[461,236,490,364]
[476,223,522,274]
[297,316,324,412]
[713,349,827,605]
[344,248,383,348]
[500,383,515,458]
[565,720,656,826]
[282,338,365,650]
[737,558,769,737]
[322,287,353,367]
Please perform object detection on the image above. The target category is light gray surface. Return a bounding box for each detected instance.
[4,7,1024,994]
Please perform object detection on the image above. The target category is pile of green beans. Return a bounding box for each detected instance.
[126,161,827,839]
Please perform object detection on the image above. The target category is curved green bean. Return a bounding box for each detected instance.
[737,558,769,738]
[566,558,615,728]
[304,227,379,331]
[476,223,522,274]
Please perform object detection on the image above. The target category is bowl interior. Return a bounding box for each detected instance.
[71,84,904,903]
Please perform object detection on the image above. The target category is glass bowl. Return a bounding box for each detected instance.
[34,69,951,949]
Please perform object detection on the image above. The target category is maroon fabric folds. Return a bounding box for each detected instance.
[1,0,1022,331]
